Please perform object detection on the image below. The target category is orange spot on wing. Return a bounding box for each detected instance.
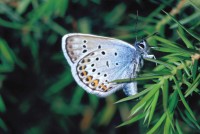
[99,83,108,91]
[91,79,99,88]
[79,65,86,71]
[86,76,93,82]
[81,71,87,76]
[102,85,108,91]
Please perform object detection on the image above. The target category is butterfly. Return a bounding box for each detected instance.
[62,33,154,97]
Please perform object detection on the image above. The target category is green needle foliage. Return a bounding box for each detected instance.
[116,9,200,134]
[0,0,199,134]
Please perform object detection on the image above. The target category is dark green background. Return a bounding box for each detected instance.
[0,0,200,134]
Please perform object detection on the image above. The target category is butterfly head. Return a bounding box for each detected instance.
[134,40,150,58]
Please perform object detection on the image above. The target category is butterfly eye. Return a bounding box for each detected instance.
[138,42,145,49]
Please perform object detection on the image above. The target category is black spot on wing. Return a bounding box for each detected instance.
[101,51,105,55]
[83,49,87,53]
[106,61,109,67]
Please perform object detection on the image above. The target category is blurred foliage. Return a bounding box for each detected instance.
[0,0,200,134]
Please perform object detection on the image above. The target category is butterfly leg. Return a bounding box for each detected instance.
[123,82,138,96]
[146,54,155,59]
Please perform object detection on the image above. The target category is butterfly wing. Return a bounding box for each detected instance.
[62,33,135,66]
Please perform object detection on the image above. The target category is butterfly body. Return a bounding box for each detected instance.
[62,33,152,97]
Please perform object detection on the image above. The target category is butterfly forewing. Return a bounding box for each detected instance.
[62,33,135,66]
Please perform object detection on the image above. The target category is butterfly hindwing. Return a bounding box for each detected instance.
[72,47,139,97]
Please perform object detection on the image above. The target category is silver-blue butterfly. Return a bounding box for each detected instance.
[62,33,154,97]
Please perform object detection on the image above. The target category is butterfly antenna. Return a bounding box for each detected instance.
[134,10,139,43]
